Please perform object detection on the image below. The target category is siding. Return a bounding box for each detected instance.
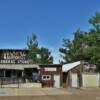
[82,73,99,87]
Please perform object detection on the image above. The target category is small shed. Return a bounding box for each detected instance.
[39,64,62,88]
[62,61,82,88]
[62,61,100,88]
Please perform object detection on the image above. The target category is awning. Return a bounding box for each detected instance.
[62,61,81,72]
[0,64,39,70]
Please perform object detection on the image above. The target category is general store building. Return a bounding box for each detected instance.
[0,49,62,88]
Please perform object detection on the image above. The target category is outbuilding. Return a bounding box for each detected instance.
[62,61,100,88]
[62,61,81,88]
[39,64,62,88]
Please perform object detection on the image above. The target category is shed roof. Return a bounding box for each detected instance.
[0,64,39,70]
[62,61,81,72]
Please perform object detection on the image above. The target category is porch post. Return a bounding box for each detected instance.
[11,70,13,78]
[79,62,83,88]
[68,71,72,88]
[3,70,6,78]
[22,71,24,77]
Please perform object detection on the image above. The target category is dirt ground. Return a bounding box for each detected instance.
[0,88,100,100]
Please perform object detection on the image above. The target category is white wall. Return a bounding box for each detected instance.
[82,73,100,87]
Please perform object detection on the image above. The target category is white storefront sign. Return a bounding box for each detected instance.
[45,68,57,71]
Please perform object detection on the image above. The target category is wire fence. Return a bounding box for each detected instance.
[0,77,24,88]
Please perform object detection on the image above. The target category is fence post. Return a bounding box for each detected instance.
[99,72,100,87]
[1,78,3,88]
[18,78,19,88]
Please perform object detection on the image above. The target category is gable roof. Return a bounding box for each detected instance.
[62,61,81,72]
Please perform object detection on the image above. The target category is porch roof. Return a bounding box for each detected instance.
[0,64,39,70]
[62,61,81,72]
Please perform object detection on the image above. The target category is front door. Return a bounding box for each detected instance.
[71,73,78,88]
[54,75,60,88]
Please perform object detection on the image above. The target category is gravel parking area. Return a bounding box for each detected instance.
[0,88,72,96]
[0,88,100,100]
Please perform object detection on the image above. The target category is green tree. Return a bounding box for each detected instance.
[59,12,100,68]
[27,33,53,64]
[27,33,40,63]
[39,47,53,64]
[89,12,100,30]
[59,29,85,63]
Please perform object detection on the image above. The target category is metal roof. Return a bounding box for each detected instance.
[0,49,29,51]
[0,64,39,70]
[62,61,81,72]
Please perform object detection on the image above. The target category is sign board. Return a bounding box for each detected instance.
[45,68,57,71]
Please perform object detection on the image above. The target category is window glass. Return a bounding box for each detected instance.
[43,76,46,79]
[47,76,49,79]
[42,75,51,80]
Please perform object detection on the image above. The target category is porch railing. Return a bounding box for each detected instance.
[0,77,24,88]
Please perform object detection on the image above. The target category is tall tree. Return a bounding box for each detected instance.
[39,47,53,64]
[27,33,53,64]
[89,12,100,30]
[27,33,39,63]
[59,29,85,64]
[59,12,100,68]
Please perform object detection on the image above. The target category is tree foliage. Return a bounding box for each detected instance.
[27,33,53,64]
[39,47,53,64]
[27,33,39,63]
[59,12,100,66]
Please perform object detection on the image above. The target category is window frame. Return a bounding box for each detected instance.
[42,75,51,80]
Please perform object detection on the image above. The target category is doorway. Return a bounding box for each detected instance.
[54,75,60,88]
